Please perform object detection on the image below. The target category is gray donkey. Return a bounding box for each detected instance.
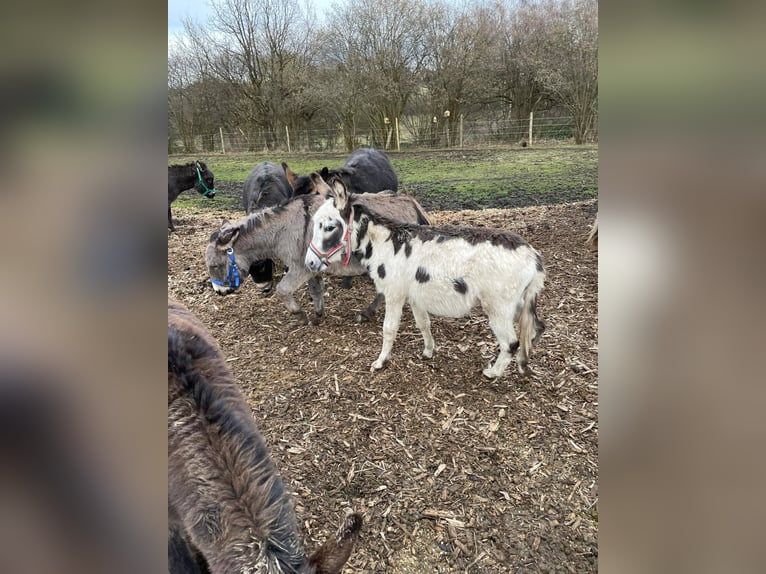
[206,175,430,324]
[168,298,362,574]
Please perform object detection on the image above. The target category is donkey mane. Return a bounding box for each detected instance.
[168,302,307,571]
[348,196,528,252]
[211,195,312,245]
[169,162,204,177]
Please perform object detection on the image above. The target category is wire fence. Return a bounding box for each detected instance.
[168,115,596,155]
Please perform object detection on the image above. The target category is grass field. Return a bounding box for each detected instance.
[169,144,598,212]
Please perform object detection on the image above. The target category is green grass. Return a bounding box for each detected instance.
[170,143,598,212]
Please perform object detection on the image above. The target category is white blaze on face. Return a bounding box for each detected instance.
[304,199,339,271]
[305,199,346,271]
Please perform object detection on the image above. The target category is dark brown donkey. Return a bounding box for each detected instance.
[168,161,216,231]
[168,299,362,573]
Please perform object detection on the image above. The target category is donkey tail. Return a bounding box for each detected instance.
[517,265,546,375]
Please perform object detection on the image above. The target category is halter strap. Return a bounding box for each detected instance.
[210,248,240,288]
[196,166,216,197]
[308,209,354,267]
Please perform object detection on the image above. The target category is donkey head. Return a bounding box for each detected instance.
[282,162,316,196]
[310,172,333,198]
[305,179,352,273]
[205,222,244,294]
[194,160,217,198]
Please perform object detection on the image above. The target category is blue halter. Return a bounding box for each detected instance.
[210,248,240,288]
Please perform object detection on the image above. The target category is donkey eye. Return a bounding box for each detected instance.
[325,224,336,232]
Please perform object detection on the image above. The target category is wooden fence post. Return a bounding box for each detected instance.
[219,127,226,154]
[459,114,463,148]
[285,125,291,153]
[529,112,533,145]
[395,117,400,151]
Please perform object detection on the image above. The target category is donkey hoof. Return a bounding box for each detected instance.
[356,312,372,324]
[482,367,501,379]
[309,313,324,326]
[422,349,434,359]
[370,360,385,372]
[341,277,354,289]
[291,311,309,325]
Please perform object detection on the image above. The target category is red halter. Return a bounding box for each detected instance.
[308,209,354,267]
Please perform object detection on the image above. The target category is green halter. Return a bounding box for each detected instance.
[195,166,216,196]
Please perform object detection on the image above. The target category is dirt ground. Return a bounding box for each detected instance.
[168,198,598,573]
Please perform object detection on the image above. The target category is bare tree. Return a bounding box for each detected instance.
[494,0,553,127]
[187,0,316,149]
[168,40,197,153]
[167,0,598,151]
[326,0,430,149]
[169,32,229,153]
[536,0,598,143]
[501,0,597,143]
[417,1,499,146]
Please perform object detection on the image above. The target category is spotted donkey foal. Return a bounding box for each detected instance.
[168,299,362,573]
[306,179,546,379]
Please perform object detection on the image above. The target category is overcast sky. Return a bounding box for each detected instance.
[169,0,335,37]
[168,0,212,36]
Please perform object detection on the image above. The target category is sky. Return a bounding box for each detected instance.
[168,0,212,36]
[169,0,336,38]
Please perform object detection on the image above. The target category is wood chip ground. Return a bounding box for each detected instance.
[168,199,598,573]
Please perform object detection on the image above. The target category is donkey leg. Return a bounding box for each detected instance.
[276,270,309,324]
[371,295,405,371]
[357,292,384,324]
[168,205,175,232]
[483,308,519,379]
[307,275,325,325]
[410,303,435,359]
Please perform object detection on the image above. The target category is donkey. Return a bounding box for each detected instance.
[283,148,398,291]
[168,298,362,574]
[282,148,398,198]
[168,161,216,232]
[306,179,546,379]
[242,162,295,293]
[206,183,430,325]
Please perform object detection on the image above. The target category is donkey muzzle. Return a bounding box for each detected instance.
[305,251,326,273]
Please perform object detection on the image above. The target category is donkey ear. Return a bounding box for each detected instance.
[216,227,240,249]
[331,178,349,210]
[320,166,330,180]
[282,162,298,189]
[310,172,331,198]
[308,513,362,574]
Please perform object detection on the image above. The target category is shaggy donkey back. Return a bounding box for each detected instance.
[306,180,545,379]
[282,148,398,197]
[168,299,361,573]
